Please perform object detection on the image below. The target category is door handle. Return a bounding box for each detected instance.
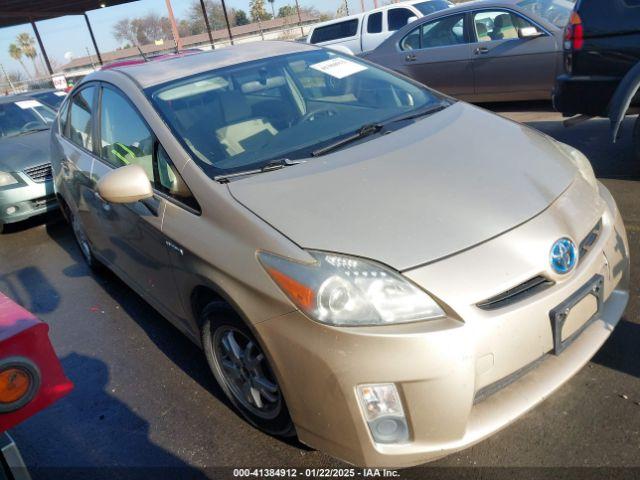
[405,53,417,62]
[474,47,490,55]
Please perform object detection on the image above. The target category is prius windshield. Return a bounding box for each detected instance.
[0,100,54,139]
[149,50,446,177]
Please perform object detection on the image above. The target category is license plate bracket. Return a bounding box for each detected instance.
[549,274,604,355]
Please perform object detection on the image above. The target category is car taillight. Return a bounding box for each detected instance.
[0,360,39,413]
[564,12,584,51]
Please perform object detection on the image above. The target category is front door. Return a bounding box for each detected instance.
[91,85,186,320]
[395,13,475,98]
[470,9,559,100]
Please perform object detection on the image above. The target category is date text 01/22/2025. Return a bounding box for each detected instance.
[232,468,401,478]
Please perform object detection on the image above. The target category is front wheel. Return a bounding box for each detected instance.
[201,302,295,437]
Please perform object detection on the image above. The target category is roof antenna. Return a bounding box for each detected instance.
[136,44,149,62]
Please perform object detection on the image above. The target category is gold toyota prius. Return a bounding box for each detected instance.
[50,41,630,468]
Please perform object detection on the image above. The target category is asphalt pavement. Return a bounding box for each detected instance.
[1,103,639,479]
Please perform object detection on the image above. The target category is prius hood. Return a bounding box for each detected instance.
[0,129,51,172]
[229,102,577,271]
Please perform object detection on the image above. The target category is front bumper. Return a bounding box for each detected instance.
[0,173,57,226]
[256,179,630,468]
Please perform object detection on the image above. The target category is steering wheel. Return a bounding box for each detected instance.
[20,121,44,133]
[298,109,338,124]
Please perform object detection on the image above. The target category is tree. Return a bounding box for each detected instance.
[8,43,31,79]
[16,33,39,77]
[267,0,276,18]
[185,0,238,35]
[277,5,296,17]
[112,13,172,47]
[234,9,250,25]
[250,0,272,21]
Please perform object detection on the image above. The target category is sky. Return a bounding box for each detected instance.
[0,0,368,78]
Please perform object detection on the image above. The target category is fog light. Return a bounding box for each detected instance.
[5,206,17,215]
[357,384,409,444]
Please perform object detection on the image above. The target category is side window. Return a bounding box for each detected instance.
[310,19,359,43]
[400,25,421,50]
[367,12,383,33]
[388,8,414,31]
[400,14,466,50]
[99,87,154,182]
[474,11,521,42]
[69,87,96,150]
[156,145,199,211]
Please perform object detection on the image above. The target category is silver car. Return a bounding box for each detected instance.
[0,94,57,233]
[51,42,629,467]
[364,0,575,102]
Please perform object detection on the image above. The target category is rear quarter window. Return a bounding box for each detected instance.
[310,19,359,43]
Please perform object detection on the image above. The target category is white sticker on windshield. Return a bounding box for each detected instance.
[15,100,43,109]
[310,58,367,79]
[54,91,67,97]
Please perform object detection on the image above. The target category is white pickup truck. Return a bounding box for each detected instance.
[306,0,454,54]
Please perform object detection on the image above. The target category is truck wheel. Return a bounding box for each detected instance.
[201,301,296,437]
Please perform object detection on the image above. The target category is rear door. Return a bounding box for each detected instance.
[395,13,475,97]
[470,9,559,100]
[91,84,186,320]
[362,11,387,52]
[61,85,105,251]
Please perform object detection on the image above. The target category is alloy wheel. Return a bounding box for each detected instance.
[213,327,282,420]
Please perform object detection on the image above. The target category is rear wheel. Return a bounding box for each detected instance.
[633,115,640,162]
[201,302,295,437]
[69,209,100,270]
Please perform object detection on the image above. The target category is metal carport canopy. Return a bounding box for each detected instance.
[0,0,135,28]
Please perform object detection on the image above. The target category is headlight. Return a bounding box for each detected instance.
[0,171,18,188]
[556,142,597,189]
[258,250,445,326]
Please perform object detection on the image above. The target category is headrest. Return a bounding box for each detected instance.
[219,91,252,124]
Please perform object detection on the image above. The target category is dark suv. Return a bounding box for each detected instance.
[553,0,640,156]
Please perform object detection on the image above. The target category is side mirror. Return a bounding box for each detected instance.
[97,164,153,204]
[407,16,418,25]
[519,26,543,38]
[325,44,354,55]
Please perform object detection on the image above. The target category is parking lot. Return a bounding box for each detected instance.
[1,103,639,477]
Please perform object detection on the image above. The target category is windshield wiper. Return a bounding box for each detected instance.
[16,127,49,136]
[213,158,306,183]
[384,101,450,126]
[311,123,384,157]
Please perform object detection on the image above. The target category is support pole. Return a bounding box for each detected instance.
[294,0,304,36]
[220,0,234,45]
[0,63,17,93]
[30,19,53,76]
[165,0,183,51]
[83,13,103,66]
[199,0,215,47]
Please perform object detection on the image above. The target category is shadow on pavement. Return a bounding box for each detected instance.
[592,319,640,380]
[13,353,208,480]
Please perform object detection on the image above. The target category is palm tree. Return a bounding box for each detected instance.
[16,33,39,78]
[8,43,31,79]
[268,0,276,18]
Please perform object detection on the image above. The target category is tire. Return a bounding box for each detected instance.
[634,115,640,163]
[68,208,101,271]
[201,302,295,437]
[0,222,4,234]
